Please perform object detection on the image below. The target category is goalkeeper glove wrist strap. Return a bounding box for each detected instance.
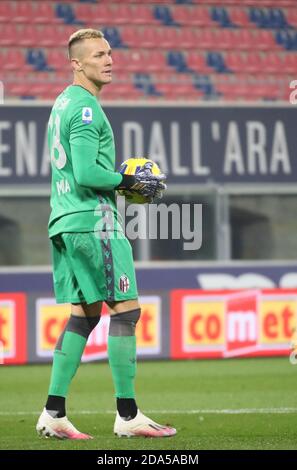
[116,174,138,190]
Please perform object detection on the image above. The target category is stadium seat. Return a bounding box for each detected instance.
[179,28,199,49]
[32,2,58,24]
[216,29,236,50]
[75,4,95,23]
[134,73,161,96]
[283,53,297,73]
[26,49,49,71]
[171,6,192,25]
[36,25,66,47]
[225,52,246,72]
[2,49,31,72]
[207,51,229,73]
[91,5,116,24]
[262,52,283,73]
[47,50,70,71]
[125,50,147,73]
[145,51,169,72]
[236,29,256,50]
[229,8,251,28]
[109,4,132,25]
[17,25,38,48]
[0,2,13,22]
[0,24,17,47]
[100,83,143,100]
[55,4,80,25]
[153,5,177,26]
[14,2,34,23]
[132,5,156,25]
[159,28,180,49]
[101,27,124,48]
[254,30,279,50]
[197,29,217,49]
[211,7,234,27]
[167,51,191,73]
[187,52,213,74]
[245,52,263,73]
[136,27,160,48]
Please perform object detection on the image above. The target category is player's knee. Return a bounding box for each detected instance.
[66,314,100,339]
[109,308,141,336]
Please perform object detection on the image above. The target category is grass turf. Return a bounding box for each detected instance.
[0,357,297,450]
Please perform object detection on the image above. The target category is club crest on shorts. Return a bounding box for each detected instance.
[82,107,92,124]
[119,275,130,293]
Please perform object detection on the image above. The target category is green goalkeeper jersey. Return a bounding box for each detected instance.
[48,85,123,238]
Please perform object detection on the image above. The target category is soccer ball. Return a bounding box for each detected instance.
[117,157,162,204]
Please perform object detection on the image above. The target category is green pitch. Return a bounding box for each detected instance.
[0,358,297,450]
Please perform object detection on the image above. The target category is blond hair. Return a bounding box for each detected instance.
[68,29,104,58]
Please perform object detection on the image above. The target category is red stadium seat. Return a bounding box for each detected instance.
[187,52,213,73]
[132,5,156,25]
[47,50,70,71]
[225,52,246,72]
[0,2,13,23]
[283,53,297,74]
[197,29,217,50]
[17,25,38,48]
[109,4,132,25]
[145,51,168,72]
[245,53,263,73]
[36,25,60,47]
[120,27,139,48]
[236,29,255,50]
[262,52,283,73]
[137,27,160,48]
[171,6,192,25]
[0,24,17,47]
[125,50,147,72]
[32,3,58,24]
[2,49,31,71]
[229,8,252,27]
[187,7,215,27]
[286,9,297,28]
[101,83,142,100]
[179,29,199,49]
[254,30,279,51]
[216,29,236,50]
[14,2,34,23]
[158,28,179,49]
[91,5,115,24]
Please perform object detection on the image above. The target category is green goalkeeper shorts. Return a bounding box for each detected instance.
[51,231,138,304]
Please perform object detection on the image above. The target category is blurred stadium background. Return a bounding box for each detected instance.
[1,0,297,450]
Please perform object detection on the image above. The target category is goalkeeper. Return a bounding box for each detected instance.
[36,29,175,439]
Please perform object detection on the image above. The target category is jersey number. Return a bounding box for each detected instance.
[49,114,67,170]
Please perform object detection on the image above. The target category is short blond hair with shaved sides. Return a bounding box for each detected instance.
[68,29,104,59]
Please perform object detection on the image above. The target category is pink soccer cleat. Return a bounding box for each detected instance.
[114,410,176,438]
[36,408,92,440]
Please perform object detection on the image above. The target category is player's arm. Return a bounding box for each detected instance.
[69,101,122,190]
[69,100,165,197]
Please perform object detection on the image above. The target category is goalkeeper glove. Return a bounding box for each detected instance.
[116,162,167,201]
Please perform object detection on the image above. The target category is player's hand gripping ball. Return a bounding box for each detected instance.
[118,158,166,204]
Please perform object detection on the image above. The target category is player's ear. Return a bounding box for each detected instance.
[71,58,82,72]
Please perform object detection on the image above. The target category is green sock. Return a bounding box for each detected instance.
[108,335,137,398]
[48,331,87,397]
